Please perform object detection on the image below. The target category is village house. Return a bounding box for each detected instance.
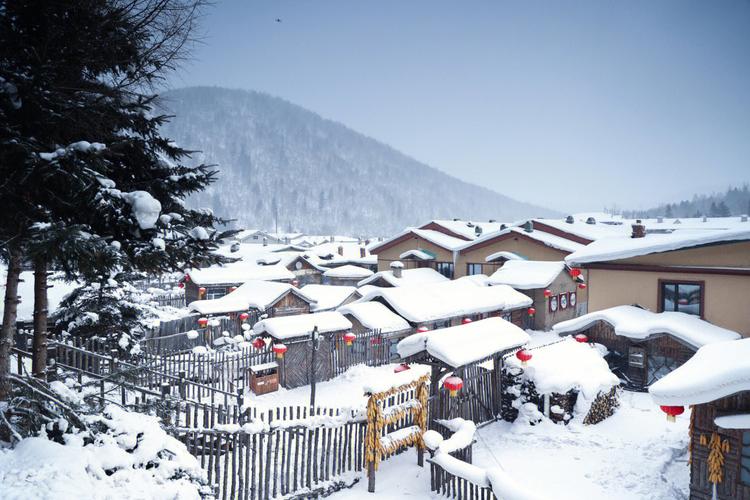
[354,278,533,330]
[650,338,750,500]
[368,226,468,276]
[553,305,740,390]
[488,260,587,330]
[187,279,316,324]
[338,301,413,361]
[565,222,750,337]
[183,264,295,303]
[356,262,449,288]
[299,284,358,312]
[322,264,374,286]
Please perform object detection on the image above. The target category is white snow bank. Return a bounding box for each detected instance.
[486,467,545,500]
[362,365,428,394]
[505,337,619,399]
[301,284,356,312]
[338,301,411,333]
[121,191,161,230]
[485,250,526,262]
[566,227,750,265]
[553,305,740,349]
[323,265,374,279]
[436,418,476,454]
[188,264,294,285]
[715,414,750,430]
[357,280,532,324]
[649,338,750,406]
[357,267,448,288]
[488,260,566,289]
[189,279,313,315]
[253,311,352,340]
[0,405,205,500]
[398,317,529,367]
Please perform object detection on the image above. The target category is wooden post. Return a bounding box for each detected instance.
[367,460,376,492]
[178,370,186,399]
[309,326,319,414]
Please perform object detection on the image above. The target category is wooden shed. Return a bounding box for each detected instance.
[554,305,740,390]
[184,264,295,303]
[650,338,750,499]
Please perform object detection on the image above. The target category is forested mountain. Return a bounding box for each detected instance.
[159,87,557,235]
[621,185,750,219]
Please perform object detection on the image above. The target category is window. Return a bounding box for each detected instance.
[742,431,750,485]
[205,286,228,300]
[501,312,512,322]
[466,263,483,276]
[660,281,703,316]
[628,347,645,368]
[435,262,454,279]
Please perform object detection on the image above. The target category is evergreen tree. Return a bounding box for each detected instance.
[664,204,674,218]
[0,0,230,391]
[716,200,731,217]
[709,201,719,217]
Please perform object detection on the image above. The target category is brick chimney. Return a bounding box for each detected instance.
[390,261,404,278]
[631,219,646,238]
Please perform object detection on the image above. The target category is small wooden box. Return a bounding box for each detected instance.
[249,362,279,395]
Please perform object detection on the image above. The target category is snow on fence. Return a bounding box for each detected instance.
[177,406,368,500]
[428,361,498,429]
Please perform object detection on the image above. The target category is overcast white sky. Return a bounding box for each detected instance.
[172,0,750,213]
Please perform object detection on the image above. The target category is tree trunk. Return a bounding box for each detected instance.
[31,258,48,380]
[0,248,22,400]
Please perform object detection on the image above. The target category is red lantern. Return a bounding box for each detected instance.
[197,317,209,328]
[394,363,410,373]
[443,376,463,397]
[199,286,207,296]
[516,348,533,366]
[543,289,552,299]
[527,307,536,316]
[272,343,288,359]
[343,332,356,346]
[574,334,588,343]
[578,283,587,290]
[291,279,299,287]
[229,286,238,293]
[570,268,582,278]
[178,282,184,289]
[462,318,473,325]
[370,336,382,345]
[417,326,430,333]
[660,405,685,423]
[184,273,191,283]
[252,337,266,350]
[239,312,249,321]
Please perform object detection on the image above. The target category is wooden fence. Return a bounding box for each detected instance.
[178,406,368,500]
[428,459,496,500]
[428,362,498,430]
[152,292,186,308]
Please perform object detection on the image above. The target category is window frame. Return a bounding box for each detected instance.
[205,286,228,300]
[434,261,454,279]
[658,279,705,318]
[466,263,483,276]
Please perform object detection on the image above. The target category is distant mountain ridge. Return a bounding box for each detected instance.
[159,86,559,235]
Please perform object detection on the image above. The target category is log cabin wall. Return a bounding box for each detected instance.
[690,392,750,499]
[268,292,311,317]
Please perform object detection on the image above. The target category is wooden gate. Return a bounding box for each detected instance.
[281,335,334,389]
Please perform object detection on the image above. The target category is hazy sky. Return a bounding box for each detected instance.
[172,0,750,213]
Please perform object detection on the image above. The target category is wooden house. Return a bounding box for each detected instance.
[322,264,374,287]
[356,263,449,289]
[184,264,295,303]
[554,305,740,390]
[354,278,533,330]
[188,280,316,325]
[566,222,750,337]
[650,338,750,499]
[252,312,353,389]
[300,284,358,312]
[488,260,587,330]
[283,254,327,286]
[338,301,413,361]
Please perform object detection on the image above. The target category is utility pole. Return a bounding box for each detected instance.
[309,326,319,414]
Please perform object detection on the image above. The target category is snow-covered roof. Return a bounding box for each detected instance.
[488,260,566,289]
[370,227,468,253]
[188,264,294,285]
[337,301,411,333]
[505,337,620,399]
[188,280,313,315]
[552,305,740,349]
[357,267,449,288]
[399,249,436,261]
[485,251,526,262]
[426,220,509,240]
[649,338,750,406]
[301,285,357,312]
[253,311,353,340]
[566,228,750,265]
[322,265,374,279]
[397,317,529,367]
[459,227,584,254]
[357,280,532,324]
[532,218,630,241]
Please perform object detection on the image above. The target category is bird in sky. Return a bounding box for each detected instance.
[275,18,282,23]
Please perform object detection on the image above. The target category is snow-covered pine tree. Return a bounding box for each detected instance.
[0,0,232,388]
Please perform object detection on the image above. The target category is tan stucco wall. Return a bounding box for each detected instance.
[587,269,750,337]
[456,237,568,278]
[616,240,750,268]
[374,237,454,272]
